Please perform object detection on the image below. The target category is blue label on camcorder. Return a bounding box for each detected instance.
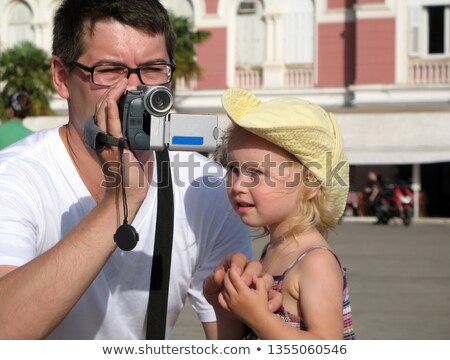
[172,136,204,146]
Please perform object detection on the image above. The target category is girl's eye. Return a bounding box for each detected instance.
[247,168,263,176]
[226,164,239,175]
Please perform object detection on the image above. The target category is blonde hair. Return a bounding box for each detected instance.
[220,124,338,239]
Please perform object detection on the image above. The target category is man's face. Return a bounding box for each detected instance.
[65,19,170,136]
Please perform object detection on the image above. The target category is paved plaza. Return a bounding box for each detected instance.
[171,218,450,340]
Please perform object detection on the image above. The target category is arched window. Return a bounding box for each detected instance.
[7,1,34,47]
[161,0,194,20]
[284,0,314,64]
[235,0,266,66]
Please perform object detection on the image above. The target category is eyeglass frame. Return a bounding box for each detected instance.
[68,60,176,86]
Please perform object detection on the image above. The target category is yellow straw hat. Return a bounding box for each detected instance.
[222,88,349,225]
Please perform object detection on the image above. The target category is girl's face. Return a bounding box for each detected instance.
[226,131,305,234]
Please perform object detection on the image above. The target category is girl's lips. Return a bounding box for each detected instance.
[235,200,255,213]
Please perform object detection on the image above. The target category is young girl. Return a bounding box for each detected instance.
[208,88,355,340]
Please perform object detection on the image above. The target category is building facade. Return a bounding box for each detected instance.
[1,0,450,217]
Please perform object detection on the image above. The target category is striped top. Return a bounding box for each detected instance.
[246,245,356,340]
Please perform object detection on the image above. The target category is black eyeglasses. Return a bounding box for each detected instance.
[69,61,176,86]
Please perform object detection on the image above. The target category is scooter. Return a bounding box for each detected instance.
[375,182,413,226]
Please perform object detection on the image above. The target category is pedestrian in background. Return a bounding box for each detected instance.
[0,91,33,149]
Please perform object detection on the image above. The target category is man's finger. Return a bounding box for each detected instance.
[240,259,263,286]
[226,252,249,276]
[94,78,127,132]
[267,289,283,312]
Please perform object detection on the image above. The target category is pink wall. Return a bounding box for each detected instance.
[328,0,355,9]
[317,22,356,87]
[205,0,219,14]
[354,18,395,84]
[196,27,227,89]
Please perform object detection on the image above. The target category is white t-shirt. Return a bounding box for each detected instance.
[0,127,252,339]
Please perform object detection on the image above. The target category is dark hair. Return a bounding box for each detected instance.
[8,91,33,119]
[52,0,176,63]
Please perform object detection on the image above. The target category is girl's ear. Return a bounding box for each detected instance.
[304,184,320,201]
[303,170,321,200]
[52,56,70,99]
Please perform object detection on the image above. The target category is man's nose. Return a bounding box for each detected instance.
[126,72,143,88]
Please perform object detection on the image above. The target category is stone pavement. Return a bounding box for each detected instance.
[170,217,450,340]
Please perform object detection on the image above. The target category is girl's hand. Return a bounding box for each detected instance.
[204,253,282,313]
[219,265,275,327]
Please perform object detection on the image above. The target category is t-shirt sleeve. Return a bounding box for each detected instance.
[186,184,252,324]
[0,170,38,266]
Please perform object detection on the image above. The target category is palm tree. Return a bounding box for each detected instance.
[0,41,55,117]
[170,14,210,91]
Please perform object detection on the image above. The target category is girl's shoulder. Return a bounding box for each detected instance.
[282,245,342,280]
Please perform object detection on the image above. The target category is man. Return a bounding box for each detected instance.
[363,170,385,219]
[0,0,254,339]
[0,91,33,149]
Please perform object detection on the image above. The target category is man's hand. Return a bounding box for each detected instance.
[92,79,151,208]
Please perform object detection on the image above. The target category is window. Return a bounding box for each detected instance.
[161,0,194,19]
[428,6,446,53]
[284,0,314,64]
[409,3,450,56]
[7,2,34,47]
[238,1,257,14]
[235,0,265,66]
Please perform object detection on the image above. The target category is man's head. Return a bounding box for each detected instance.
[6,91,33,119]
[52,0,176,63]
[51,0,177,138]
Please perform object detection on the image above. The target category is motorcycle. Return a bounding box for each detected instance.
[375,182,414,226]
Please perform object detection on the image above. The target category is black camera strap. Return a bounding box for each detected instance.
[84,116,130,150]
[146,149,174,340]
[83,117,175,337]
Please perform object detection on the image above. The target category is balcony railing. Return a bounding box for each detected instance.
[175,76,198,91]
[284,64,314,88]
[409,58,450,84]
[235,67,263,89]
[235,64,314,89]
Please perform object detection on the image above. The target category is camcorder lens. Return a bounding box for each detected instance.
[144,86,173,116]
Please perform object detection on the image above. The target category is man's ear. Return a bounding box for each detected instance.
[52,56,70,99]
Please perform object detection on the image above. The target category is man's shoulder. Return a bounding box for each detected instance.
[0,127,61,167]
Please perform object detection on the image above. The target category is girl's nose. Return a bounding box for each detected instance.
[228,172,251,194]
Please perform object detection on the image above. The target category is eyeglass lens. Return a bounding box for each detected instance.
[92,64,172,86]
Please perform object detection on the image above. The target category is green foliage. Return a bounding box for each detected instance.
[170,14,211,84]
[0,41,55,117]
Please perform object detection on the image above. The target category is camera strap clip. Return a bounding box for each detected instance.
[84,116,129,150]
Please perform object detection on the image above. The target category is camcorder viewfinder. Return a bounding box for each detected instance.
[118,86,218,151]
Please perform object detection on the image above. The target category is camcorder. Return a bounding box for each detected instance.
[118,86,218,151]
[84,86,218,152]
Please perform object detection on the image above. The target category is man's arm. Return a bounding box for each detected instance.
[0,198,120,339]
[0,79,148,339]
